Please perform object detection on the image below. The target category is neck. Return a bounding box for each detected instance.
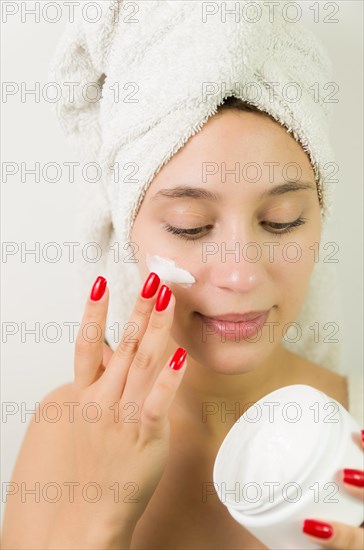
[164,339,293,440]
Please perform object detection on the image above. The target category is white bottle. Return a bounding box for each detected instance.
[213,384,363,549]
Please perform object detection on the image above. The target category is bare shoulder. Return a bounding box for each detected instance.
[285,351,349,410]
[1,382,76,549]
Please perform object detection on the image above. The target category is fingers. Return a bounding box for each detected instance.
[339,468,364,501]
[336,431,364,503]
[120,286,175,408]
[302,519,364,549]
[102,341,114,369]
[97,272,162,401]
[302,432,363,548]
[139,347,188,443]
[74,276,108,391]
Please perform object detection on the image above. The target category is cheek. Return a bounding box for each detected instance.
[275,250,314,284]
[164,286,196,347]
[271,213,320,283]
[270,238,317,318]
[133,220,201,285]
[131,218,161,280]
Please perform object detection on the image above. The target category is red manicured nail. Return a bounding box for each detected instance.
[302,519,334,540]
[155,285,172,311]
[169,347,187,371]
[361,429,364,444]
[141,272,160,299]
[343,468,364,487]
[90,276,107,301]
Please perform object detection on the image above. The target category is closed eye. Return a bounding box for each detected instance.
[163,217,307,242]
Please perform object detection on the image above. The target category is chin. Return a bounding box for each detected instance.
[185,334,280,374]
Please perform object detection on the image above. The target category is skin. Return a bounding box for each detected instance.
[131,108,322,436]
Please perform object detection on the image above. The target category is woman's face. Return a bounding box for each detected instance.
[131,109,321,374]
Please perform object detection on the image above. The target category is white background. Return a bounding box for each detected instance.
[1,0,363,529]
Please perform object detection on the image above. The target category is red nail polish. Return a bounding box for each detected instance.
[302,519,333,540]
[155,285,172,312]
[90,276,107,301]
[141,272,160,299]
[361,429,364,444]
[343,468,364,487]
[169,347,187,371]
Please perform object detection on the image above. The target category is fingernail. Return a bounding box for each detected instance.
[169,347,187,371]
[90,276,107,301]
[343,468,364,487]
[361,429,364,444]
[302,519,334,540]
[141,272,160,299]
[155,285,172,312]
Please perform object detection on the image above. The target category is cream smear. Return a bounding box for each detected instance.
[146,253,196,286]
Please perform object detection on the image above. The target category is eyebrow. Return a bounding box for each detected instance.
[150,181,316,202]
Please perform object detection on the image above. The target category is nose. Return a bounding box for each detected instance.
[206,241,266,293]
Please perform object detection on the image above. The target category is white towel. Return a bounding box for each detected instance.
[49,0,363,425]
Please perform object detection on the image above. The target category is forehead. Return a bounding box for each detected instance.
[147,110,315,196]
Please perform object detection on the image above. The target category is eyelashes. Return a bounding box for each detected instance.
[163,224,212,242]
[261,217,307,236]
[163,217,307,242]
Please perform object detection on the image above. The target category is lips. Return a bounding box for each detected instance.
[198,311,269,323]
[195,309,271,341]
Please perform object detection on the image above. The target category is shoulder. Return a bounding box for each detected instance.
[32,382,76,430]
[285,351,349,410]
[42,380,75,404]
[1,382,76,548]
[14,380,77,482]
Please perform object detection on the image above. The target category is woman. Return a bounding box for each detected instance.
[2,1,363,548]
[2,96,363,549]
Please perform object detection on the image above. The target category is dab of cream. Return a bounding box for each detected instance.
[146,253,196,286]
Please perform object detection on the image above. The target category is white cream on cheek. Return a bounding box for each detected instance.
[146,253,196,286]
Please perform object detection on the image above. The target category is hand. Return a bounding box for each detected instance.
[71,272,188,532]
[302,429,364,549]
[102,340,114,368]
